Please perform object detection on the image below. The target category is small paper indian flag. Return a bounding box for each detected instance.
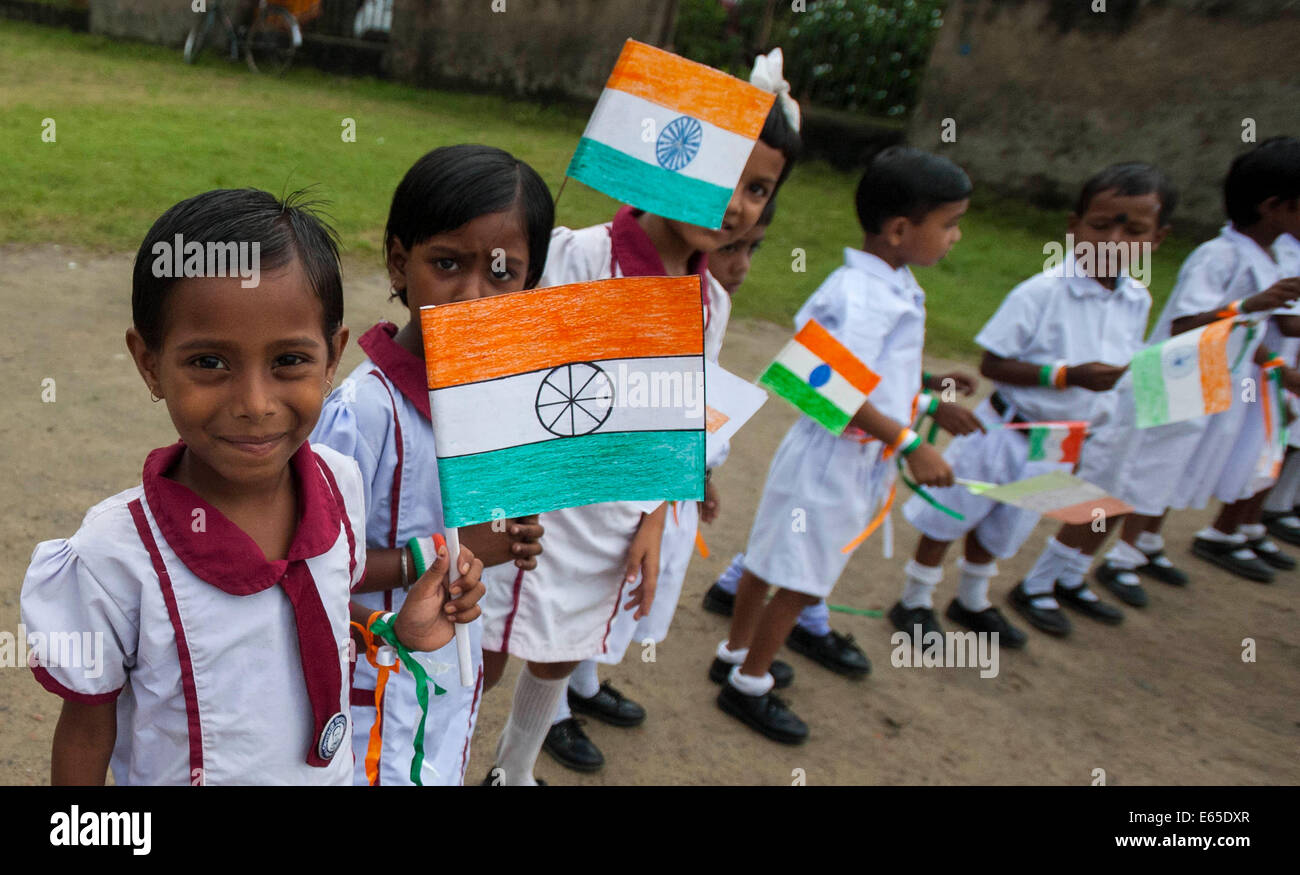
[1021,422,1087,464]
[1131,317,1234,429]
[759,319,881,434]
[566,40,776,229]
[420,276,705,527]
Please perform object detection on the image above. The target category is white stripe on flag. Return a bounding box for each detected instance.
[583,88,758,190]
[774,340,869,416]
[431,355,704,458]
[1160,330,1210,420]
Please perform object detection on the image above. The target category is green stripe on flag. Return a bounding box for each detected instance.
[437,430,704,527]
[567,138,735,230]
[1026,426,1046,461]
[759,361,852,433]
[1130,344,1170,429]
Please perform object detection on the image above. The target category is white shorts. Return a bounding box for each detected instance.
[743,417,892,600]
[902,398,1067,558]
[480,501,657,664]
[598,499,699,664]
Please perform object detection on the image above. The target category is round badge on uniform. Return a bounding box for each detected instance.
[318,712,348,760]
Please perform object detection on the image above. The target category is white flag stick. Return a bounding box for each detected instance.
[442,525,475,688]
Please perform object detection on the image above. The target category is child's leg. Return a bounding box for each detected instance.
[739,588,820,681]
[725,569,770,654]
[891,536,950,639]
[491,659,577,786]
[482,648,509,693]
[1262,451,1300,544]
[1237,490,1295,568]
[955,534,995,610]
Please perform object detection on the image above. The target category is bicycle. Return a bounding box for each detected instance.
[183,0,320,77]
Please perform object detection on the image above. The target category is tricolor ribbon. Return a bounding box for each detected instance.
[368,612,446,786]
[349,612,399,786]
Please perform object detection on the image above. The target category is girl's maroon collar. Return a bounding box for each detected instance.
[358,322,431,421]
[141,440,343,595]
[610,206,709,282]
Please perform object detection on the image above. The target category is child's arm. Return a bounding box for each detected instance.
[390,541,485,653]
[980,352,1127,393]
[849,400,953,487]
[923,370,977,396]
[353,517,544,595]
[1168,278,1300,336]
[51,700,116,786]
[622,503,667,620]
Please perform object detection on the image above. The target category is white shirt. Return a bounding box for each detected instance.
[20,443,365,786]
[975,257,1151,424]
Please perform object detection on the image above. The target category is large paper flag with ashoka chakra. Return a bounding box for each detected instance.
[420,277,706,527]
[565,39,776,229]
[759,319,882,435]
[1131,316,1236,429]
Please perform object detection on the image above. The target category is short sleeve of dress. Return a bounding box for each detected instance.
[975,280,1044,359]
[1166,244,1237,323]
[20,538,137,703]
[540,225,611,288]
[312,378,389,529]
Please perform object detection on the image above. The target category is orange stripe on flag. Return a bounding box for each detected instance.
[1198,317,1234,415]
[1044,496,1133,526]
[605,40,775,140]
[421,276,704,389]
[794,319,882,396]
[705,406,730,434]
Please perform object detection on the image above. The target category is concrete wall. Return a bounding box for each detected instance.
[90,0,194,47]
[387,0,677,99]
[910,0,1300,230]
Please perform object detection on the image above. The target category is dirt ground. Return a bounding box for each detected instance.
[1,244,1296,786]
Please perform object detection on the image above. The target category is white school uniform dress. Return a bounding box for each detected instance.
[1274,234,1300,451]
[1082,226,1277,514]
[479,206,716,663]
[903,258,1150,557]
[311,323,485,786]
[743,249,924,599]
[20,442,365,786]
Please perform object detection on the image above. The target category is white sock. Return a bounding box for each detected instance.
[494,668,568,786]
[715,553,746,595]
[955,558,996,612]
[716,640,748,664]
[553,691,572,725]
[1059,550,1098,598]
[901,559,944,609]
[568,658,600,699]
[727,665,774,697]
[1196,526,1244,544]
[1239,523,1266,540]
[1105,539,1148,570]
[1022,538,1076,605]
[1135,531,1165,555]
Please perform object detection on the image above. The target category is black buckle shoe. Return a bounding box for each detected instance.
[1191,537,1274,583]
[708,656,794,688]
[1008,582,1071,637]
[716,683,809,745]
[887,601,943,642]
[542,718,604,772]
[1135,549,1189,586]
[1054,581,1124,624]
[568,682,646,728]
[944,599,1028,649]
[786,626,871,676]
[1246,536,1296,570]
[702,582,735,616]
[1095,561,1149,607]
[1263,511,1300,547]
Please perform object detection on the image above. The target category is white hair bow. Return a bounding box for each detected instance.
[749,48,801,132]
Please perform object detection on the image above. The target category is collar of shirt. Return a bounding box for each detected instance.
[141,440,344,595]
[358,321,431,421]
[610,206,709,281]
[842,247,923,304]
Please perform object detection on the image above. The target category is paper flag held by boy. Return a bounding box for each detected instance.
[1131,316,1237,429]
[565,39,776,229]
[996,421,1088,464]
[704,359,768,461]
[759,318,881,435]
[963,471,1132,525]
[420,276,706,527]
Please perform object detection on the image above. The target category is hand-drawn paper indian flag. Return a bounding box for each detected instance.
[1001,421,1088,463]
[974,471,1132,525]
[566,39,776,229]
[420,276,705,527]
[758,319,881,434]
[1131,317,1234,429]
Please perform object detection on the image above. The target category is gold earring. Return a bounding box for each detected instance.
[323,378,333,399]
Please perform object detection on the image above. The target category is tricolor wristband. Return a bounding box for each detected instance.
[1038,364,1053,387]
[406,536,438,578]
[894,428,923,456]
[1051,361,1069,389]
[1217,299,1243,318]
[918,392,939,415]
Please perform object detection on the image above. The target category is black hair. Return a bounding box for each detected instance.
[131,188,343,354]
[757,193,779,227]
[1224,136,1300,227]
[1074,162,1179,226]
[854,146,972,234]
[384,144,555,302]
[758,104,802,193]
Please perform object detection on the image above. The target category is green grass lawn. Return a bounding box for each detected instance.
[1,20,1199,359]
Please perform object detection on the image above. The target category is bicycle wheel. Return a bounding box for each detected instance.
[246,5,300,76]
[183,8,216,64]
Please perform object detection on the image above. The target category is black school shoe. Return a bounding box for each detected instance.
[1246,536,1296,570]
[542,718,604,772]
[1095,561,1149,607]
[944,599,1028,649]
[1008,582,1071,637]
[1263,511,1300,547]
[568,682,646,728]
[1134,549,1189,586]
[716,683,809,745]
[1191,537,1274,583]
[786,626,871,676]
[887,601,943,642]
[1054,581,1124,625]
[708,657,794,689]
[702,582,735,616]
